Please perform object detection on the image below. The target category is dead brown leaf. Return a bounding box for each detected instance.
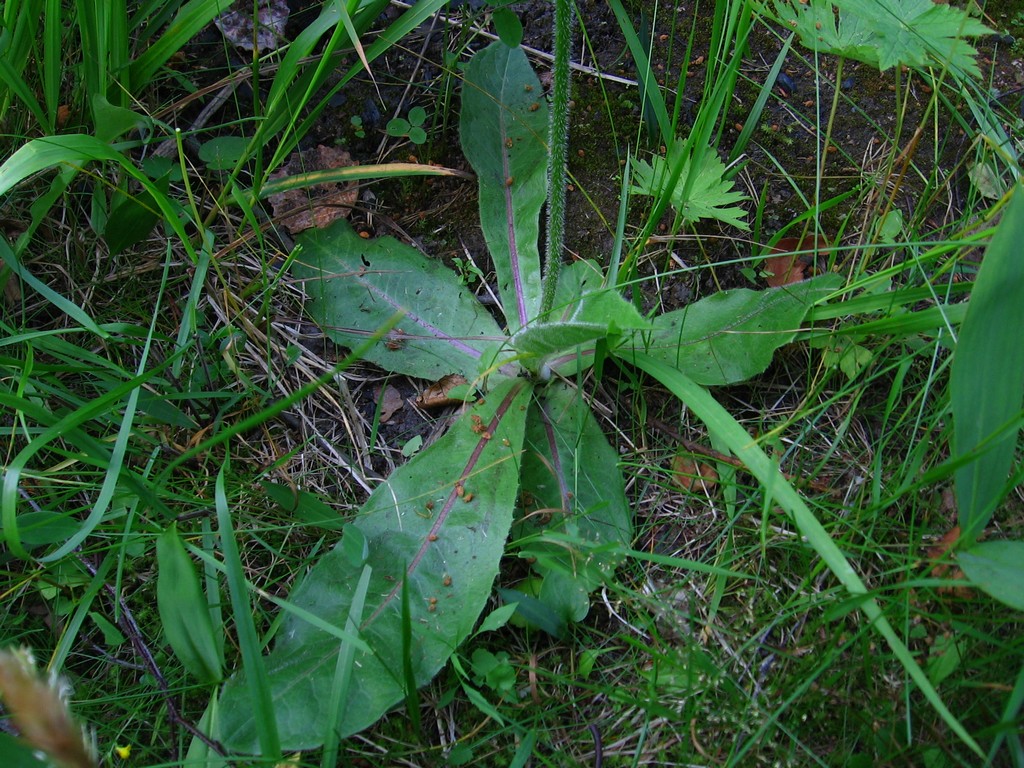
[374,384,405,424]
[670,453,718,495]
[765,234,830,288]
[927,525,973,598]
[415,374,469,409]
[267,145,358,234]
[215,0,288,53]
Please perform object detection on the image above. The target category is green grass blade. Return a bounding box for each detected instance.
[1,353,174,560]
[0,237,106,337]
[0,59,48,129]
[215,459,281,760]
[987,661,1024,764]
[399,570,422,739]
[606,0,672,144]
[951,184,1024,542]
[42,0,61,128]
[321,543,372,767]
[628,351,984,758]
[0,135,199,263]
[48,552,115,673]
[730,33,793,165]
[127,0,224,90]
[41,277,164,562]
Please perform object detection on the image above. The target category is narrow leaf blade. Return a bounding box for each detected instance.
[951,185,1024,541]
[631,353,983,757]
[460,41,548,333]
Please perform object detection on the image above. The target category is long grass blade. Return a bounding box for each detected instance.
[629,352,984,758]
[321,537,372,767]
[215,459,281,759]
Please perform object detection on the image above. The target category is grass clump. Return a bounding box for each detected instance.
[1,1,1022,766]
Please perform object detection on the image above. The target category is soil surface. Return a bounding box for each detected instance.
[175,0,1022,471]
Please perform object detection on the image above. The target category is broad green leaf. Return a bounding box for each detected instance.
[492,8,524,48]
[498,585,567,637]
[515,382,632,596]
[184,693,226,768]
[460,41,548,333]
[10,511,80,548]
[198,136,248,171]
[156,524,223,684]
[105,179,168,256]
[261,481,345,531]
[218,380,532,752]
[624,274,841,386]
[951,185,1024,542]
[91,94,151,144]
[630,140,749,230]
[0,134,125,197]
[544,260,648,330]
[291,218,509,382]
[0,732,50,768]
[959,541,1024,611]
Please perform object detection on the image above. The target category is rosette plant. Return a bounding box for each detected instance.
[216,26,836,752]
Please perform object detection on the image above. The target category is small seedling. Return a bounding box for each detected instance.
[453,255,485,286]
[350,114,365,139]
[386,106,428,145]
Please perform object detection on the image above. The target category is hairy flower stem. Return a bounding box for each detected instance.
[539,0,573,319]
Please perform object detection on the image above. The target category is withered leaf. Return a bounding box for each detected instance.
[415,374,469,409]
[268,145,358,234]
[669,453,718,495]
[374,384,405,424]
[765,234,830,288]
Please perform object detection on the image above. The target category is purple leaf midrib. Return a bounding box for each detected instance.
[500,65,530,330]
[363,381,526,626]
[361,279,484,358]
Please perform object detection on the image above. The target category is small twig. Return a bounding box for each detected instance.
[77,557,228,760]
[589,723,603,768]
[389,1,639,87]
